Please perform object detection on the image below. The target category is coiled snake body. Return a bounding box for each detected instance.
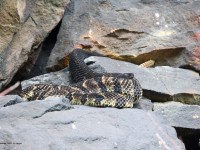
[20,49,142,108]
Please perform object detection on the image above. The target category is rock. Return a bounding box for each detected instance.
[0,95,24,108]
[0,97,71,119]
[21,68,71,90]
[134,97,153,111]
[0,100,185,150]
[24,23,62,79]
[154,101,200,150]
[86,56,200,105]
[153,102,200,132]
[183,45,200,73]
[47,0,200,72]
[0,0,70,90]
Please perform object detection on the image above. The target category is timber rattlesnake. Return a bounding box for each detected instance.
[20,49,142,108]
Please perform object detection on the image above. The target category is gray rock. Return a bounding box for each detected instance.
[0,95,24,108]
[0,102,185,150]
[0,97,71,119]
[86,56,200,105]
[21,68,71,90]
[134,97,153,111]
[47,0,200,72]
[153,101,200,131]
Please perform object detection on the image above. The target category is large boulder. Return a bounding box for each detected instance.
[0,96,185,150]
[0,0,70,90]
[47,0,200,72]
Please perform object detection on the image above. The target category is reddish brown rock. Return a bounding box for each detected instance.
[47,0,200,72]
[184,45,200,72]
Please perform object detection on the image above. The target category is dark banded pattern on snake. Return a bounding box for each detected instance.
[20,49,143,108]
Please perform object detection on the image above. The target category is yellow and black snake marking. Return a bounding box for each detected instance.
[20,49,143,108]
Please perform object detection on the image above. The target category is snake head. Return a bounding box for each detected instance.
[122,73,134,79]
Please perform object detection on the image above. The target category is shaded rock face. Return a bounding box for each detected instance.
[0,96,185,150]
[47,0,200,72]
[16,21,62,80]
[0,0,70,90]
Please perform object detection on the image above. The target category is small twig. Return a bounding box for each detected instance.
[0,81,20,96]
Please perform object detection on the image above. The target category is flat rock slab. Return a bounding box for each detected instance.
[86,56,200,105]
[0,98,185,150]
[154,102,200,133]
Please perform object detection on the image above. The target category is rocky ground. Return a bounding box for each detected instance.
[0,95,185,150]
[0,0,200,150]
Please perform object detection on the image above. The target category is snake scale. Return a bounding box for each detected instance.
[20,49,142,108]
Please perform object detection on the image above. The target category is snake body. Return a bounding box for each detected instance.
[20,49,142,108]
